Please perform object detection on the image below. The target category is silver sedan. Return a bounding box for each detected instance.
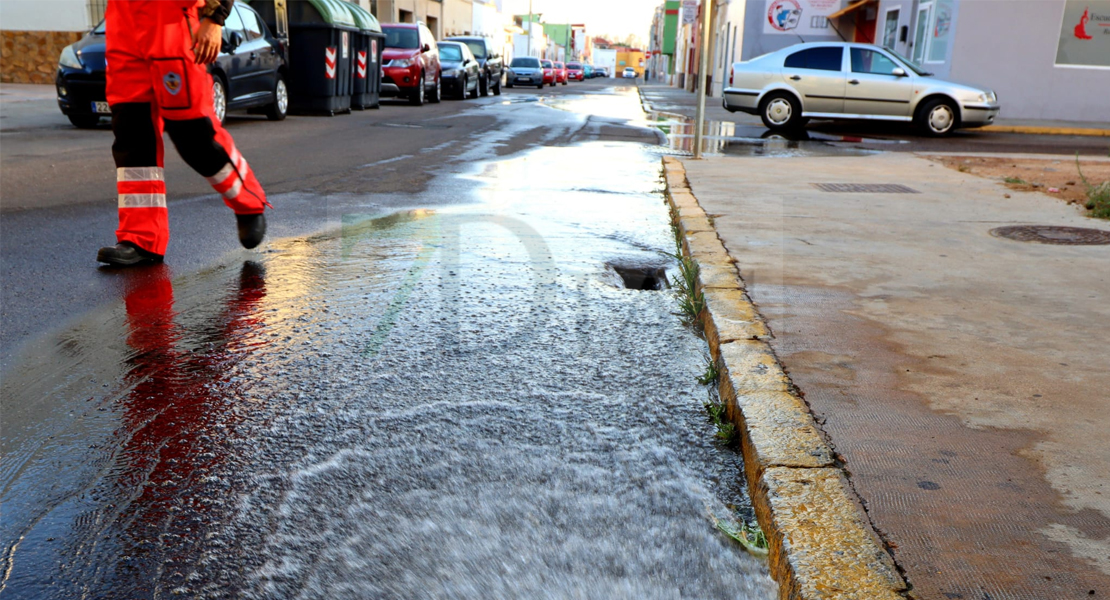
[723,42,1000,136]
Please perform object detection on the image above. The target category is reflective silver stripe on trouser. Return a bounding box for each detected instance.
[205,163,235,187]
[117,167,165,182]
[205,148,248,201]
[118,194,167,208]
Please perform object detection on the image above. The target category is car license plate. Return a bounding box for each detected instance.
[92,101,111,115]
[520,78,531,82]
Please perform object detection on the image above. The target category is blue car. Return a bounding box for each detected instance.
[56,3,288,128]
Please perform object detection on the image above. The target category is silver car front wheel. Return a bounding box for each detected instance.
[918,98,958,137]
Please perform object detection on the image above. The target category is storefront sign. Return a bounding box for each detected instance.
[1056,0,1110,67]
[763,0,842,35]
[681,0,698,26]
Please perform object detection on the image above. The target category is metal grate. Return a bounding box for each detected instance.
[813,183,921,194]
[990,225,1110,245]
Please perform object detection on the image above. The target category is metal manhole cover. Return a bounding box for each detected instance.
[990,225,1110,245]
[813,183,920,193]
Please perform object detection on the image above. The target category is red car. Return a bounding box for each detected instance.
[554,61,569,85]
[566,62,585,81]
[541,59,556,87]
[381,22,441,106]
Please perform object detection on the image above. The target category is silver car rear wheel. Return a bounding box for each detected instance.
[759,92,802,131]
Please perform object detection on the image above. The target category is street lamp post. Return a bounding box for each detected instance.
[693,0,712,159]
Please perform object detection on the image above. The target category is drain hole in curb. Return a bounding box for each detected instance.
[611,265,670,291]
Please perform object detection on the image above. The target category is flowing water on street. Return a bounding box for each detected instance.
[1,89,776,598]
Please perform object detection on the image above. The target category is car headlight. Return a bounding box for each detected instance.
[391,58,414,68]
[59,45,82,70]
[443,68,461,77]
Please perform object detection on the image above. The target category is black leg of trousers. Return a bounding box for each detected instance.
[163,117,232,179]
[111,103,158,168]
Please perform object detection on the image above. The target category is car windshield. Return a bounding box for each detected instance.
[439,45,463,61]
[542,61,552,68]
[511,57,539,68]
[567,63,580,69]
[93,20,105,34]
[384,28,419,49]
[462,41,486,58]
[883,47,932,76]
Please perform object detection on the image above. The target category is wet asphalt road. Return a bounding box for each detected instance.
[1,83,778,598]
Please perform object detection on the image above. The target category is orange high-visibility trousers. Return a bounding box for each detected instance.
[106,0,268,256]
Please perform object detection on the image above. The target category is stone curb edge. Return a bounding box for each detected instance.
[661,156,910,600]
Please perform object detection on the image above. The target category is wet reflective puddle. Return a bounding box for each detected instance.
[1,87,776,599]
[645,109,896,157]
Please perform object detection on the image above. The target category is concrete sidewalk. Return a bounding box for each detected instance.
[680,152,1110,599]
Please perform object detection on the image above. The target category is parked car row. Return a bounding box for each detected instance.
[58,5,614,131]
[374,24,507,105]
[57,2,289,128]
[504,57,608,89]
[56,14,507,128]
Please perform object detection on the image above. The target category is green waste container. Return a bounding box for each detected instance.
[250,0,358,115]
[344,2,385,110]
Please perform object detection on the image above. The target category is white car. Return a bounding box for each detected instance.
[622,67,638,79]
[723,42,1000,136]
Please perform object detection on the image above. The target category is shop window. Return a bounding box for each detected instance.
[912,0,953,65]
[927,0,954,63]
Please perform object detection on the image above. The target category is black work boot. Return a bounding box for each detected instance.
[236,213,266,249]
[96,242,164,266]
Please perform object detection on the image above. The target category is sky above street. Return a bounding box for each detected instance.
[502,0,660,44]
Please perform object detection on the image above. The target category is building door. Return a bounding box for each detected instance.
[912,3,932,65]
[882,8,900,50]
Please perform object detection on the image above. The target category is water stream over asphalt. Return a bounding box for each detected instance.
[1,89,777,598]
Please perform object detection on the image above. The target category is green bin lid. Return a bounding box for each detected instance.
[314,0,357,27]
[238,0,357,29]
[343,1,382,33]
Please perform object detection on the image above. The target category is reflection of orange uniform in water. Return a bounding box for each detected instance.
[1075,9,1093,39]
[102,262,267,593]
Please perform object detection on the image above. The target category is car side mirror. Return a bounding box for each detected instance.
[223,30,243,54]
[891,67,907,77]
[422,43,431,53]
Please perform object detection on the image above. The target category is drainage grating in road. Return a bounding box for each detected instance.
[813,183,920,194]
[610,264,670,290]
[989,225,1110,245]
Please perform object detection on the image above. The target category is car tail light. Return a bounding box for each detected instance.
[729,68,733,86]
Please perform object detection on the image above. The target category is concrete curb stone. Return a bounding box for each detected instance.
[660,155,908,600]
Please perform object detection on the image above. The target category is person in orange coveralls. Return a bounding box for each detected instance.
[97,0,270,266]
